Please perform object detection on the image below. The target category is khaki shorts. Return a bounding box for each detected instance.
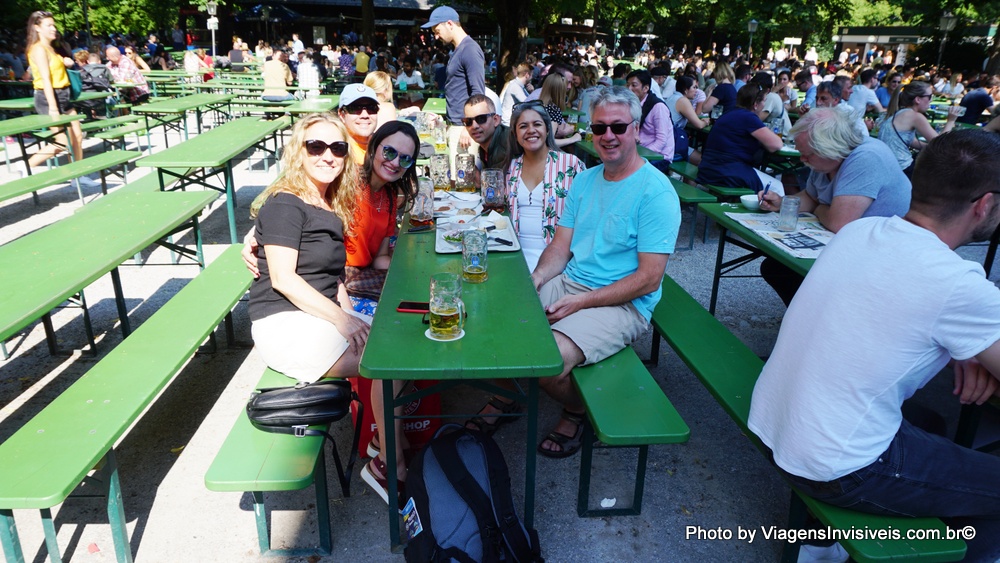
[539,274,648,366]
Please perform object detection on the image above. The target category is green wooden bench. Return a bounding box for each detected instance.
[571,347,690,517]
[0,245,252,563]
[668,160,700,183]
[93,114,183,153]
[649,275,967,563]
[668,177,717,250]
[0,150,142,205]
[205,367,362,557]
[667,161,754,200]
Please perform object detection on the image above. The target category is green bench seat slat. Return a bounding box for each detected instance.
[669,161,699,182]
[79,115,140,133]
[205,367,325,493]
[668,177,716,204]
[92,169,193,200]
[652,276,966,563]
[93,114,183,139]
[0,150,142,203]
[0,245,251,509]
[706,184,754,198]
[573,347,689,446]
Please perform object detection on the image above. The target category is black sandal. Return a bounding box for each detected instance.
[465,396,522,437]
[537,409,586,459]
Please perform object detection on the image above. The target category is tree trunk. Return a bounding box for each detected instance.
[361,0,375,46]
[987,23,1000,76]
[497,0,530,91]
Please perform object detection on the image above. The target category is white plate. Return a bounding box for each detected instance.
[435,216,521,254]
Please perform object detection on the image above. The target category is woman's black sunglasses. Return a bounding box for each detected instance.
[590,121,635,135]
[381,145,414,168]
[304,139,349,157]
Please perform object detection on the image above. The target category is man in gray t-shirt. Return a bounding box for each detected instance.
[759,108,910,304]
[422,6,485,173]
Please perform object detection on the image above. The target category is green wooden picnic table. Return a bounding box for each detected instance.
[699,202,815,314]
[0,92,109,114]
[360,214,563,551]
[574,139,663,165]
[0,113,85,175]
[136,116,290,243]
[0,190,217,351]
[132,93,236,143]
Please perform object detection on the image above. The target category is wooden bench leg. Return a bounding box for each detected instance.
[40,290,97,357]
[39,508,62,562]
[781,492,807,563]
[103,451,132,563]
[954,404,981,448]
[647,333,661,367]
[576,423,650,517]
[249,452,333,557]
[0,509,25,563]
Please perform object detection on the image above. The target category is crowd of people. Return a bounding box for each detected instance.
[9,8,1000,560]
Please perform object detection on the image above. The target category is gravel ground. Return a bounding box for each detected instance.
[0,117,992,563]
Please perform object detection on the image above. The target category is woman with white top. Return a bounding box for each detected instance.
[503,102,586,271]
[935,72,965,99]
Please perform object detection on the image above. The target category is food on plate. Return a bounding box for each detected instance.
[443,230,464,244]
[457,208,476,216]
[435,204,453,214]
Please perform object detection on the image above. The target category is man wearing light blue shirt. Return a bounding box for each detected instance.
[528,86,680,458]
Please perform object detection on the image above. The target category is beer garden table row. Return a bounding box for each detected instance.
[0,191,217,356]
[136,115,290,243]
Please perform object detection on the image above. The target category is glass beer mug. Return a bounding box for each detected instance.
[462,230,488,284]
[430,154,450,191]
[428,273,465,341]
[410,177,434,226]
[454,153,476,193]
[481,169,506,213]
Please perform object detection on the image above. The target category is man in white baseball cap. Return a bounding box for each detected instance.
[338,83,381,164]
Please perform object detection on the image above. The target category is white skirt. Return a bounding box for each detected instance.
[251,309,368,383]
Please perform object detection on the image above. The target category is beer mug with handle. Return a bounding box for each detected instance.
[429,273,465,340]
[410,177,434,226]
[481,169,506,213]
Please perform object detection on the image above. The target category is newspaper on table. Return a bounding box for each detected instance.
[724,212,834,260]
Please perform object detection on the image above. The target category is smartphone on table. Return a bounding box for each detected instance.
[397,301,431,314]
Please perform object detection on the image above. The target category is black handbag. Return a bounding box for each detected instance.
[246,379,363,496]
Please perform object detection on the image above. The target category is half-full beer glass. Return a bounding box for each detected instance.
[429,273,465,340]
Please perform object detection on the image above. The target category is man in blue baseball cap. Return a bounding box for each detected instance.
[422,6,485,174]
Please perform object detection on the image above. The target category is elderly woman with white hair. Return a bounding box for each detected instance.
[759,108,911,305]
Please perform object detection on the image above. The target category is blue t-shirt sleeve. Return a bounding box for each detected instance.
[256,194,305,248]
[636,167,681,254]
[804,86,817,107]
[559,167,594,230]
[834,143,890,200]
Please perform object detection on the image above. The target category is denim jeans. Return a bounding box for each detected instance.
[778,420,1000,561]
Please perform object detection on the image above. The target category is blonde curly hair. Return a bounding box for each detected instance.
[250,112,359,235]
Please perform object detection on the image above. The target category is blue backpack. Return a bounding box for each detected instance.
[404,425,542,563]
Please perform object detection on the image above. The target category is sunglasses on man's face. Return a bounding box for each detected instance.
[304,139,349,157]
[462,112,496,127]
[381,144,415,168]
[343,102,379,115]
[590,121,635,135]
